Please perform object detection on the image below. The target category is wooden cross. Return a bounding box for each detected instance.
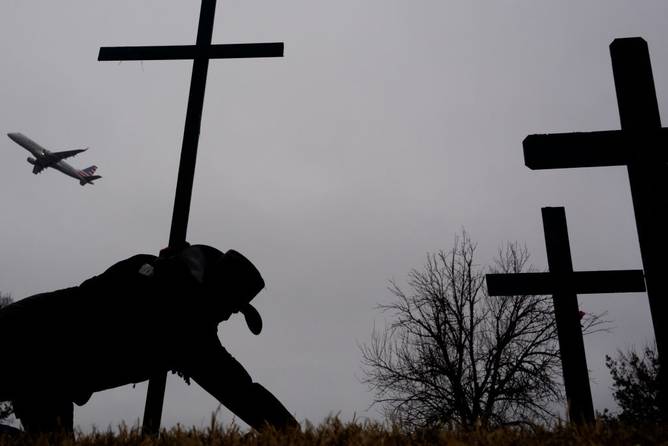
[487,207,645,423]
[98,0,283,434]
[523,37,668,415]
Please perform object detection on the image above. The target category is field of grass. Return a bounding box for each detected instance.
[1,418,667,445]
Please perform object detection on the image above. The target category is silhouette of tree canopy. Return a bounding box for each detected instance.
[605,344,662,423]
[0,293,13,423]
[361,232,605,429]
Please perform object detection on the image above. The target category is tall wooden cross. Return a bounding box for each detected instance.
[523,37,668,414]
[486,207,646,424]
[98,0,283,434]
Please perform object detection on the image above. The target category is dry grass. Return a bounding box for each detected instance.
[1,417,667,446]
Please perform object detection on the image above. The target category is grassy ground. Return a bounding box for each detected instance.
[1,418,667,445]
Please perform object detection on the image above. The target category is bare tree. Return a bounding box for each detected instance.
[361,232,604,429]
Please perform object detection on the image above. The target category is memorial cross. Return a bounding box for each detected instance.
[98,0,283,434]
[486,207,645,424]
[523,37,668,414]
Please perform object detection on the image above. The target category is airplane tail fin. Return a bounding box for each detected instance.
[79,165,101,185]
[81,165,97,176]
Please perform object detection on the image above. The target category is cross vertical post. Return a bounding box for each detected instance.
[142,3,217,433]
[168,0,216,248]
[541,207,594,424]
[610,39,668,413]
[144,1,215,434]
[98,0,283,434]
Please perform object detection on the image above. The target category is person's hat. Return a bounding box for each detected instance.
[168,244,265,335]
[211,249,264,335]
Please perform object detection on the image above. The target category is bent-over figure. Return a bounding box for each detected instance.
[0,244,298,433]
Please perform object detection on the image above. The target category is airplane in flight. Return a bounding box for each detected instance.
[7,132,101,185]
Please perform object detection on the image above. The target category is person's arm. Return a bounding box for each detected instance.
[182,337,299,431]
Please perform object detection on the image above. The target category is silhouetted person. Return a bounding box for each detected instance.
[0,244,299,433]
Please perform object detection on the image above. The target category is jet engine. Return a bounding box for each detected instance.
[27,157,36,165]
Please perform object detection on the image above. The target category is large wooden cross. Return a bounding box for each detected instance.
[98,0,283,434]
[523,37,668,414]
[486,207,645,423]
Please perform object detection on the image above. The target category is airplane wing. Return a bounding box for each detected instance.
[48,148,87,162]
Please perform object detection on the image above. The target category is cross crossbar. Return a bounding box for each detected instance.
[98,42,284,61]
[524,129,668,169]
[487,269,645,296]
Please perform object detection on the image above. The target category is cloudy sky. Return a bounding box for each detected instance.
[1,0,668,432]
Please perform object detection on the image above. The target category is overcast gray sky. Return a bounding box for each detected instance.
[1,0,668,432]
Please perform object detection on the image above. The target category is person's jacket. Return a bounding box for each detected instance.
[0,252,298,430]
